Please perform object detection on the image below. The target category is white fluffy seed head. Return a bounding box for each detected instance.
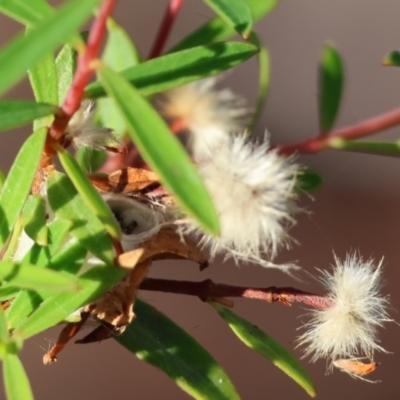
[185,134,299,266]
[297,253,391,368]
[153,77,252,161]
[66,100,120,151]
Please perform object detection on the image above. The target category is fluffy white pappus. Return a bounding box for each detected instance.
[102,194,169,252]
[185,135,299,268]
[153,78,252,161]
[297,253,391,369]
[66,100,120,151]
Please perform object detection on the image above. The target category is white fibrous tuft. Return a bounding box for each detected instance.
[184,134,299,266]
[297,253,391,369]
[66,100,120,151]
[153,78,252,161]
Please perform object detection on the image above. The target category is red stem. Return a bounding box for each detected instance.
[49,0,117,142]
[148,0,185,59]
[140,278,334,310]
[279,106,400,155]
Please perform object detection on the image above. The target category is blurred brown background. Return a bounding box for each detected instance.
[1,0,400,399]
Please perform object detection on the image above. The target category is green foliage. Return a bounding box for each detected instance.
[0,1,394,399]
[211,303,316,397]
[117,300,240,400]
[319,44,344,133]
[98,65,220,234]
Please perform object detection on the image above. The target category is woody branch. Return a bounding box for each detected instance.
[139,278,334,309]
[279,105,400,155]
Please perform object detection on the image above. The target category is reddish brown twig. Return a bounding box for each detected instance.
[148,0,185,59]
[140,278,334,310]
[49,0,117,142]
[279,105,400,155]
[32,0,117,195]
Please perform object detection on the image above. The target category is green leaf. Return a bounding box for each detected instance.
[28,51,58,105]
[0,0,52,25]
[0,101,57,132]
[98,66,220,235]
[0,286,20,301]
[0,128,46,249]
[117,299,240,400]
[170,0,277,52]
[0,307,8,342]
[97,18,142,139]
[15,265,127,339]
[55,43,77,105]
[21,218,73,267]
[86,42,258,98]
[3,355,34,400]
[103,18,142,69]
[211,303,316,398]
[75,147,107,172]
[0,260,79,292]
[0,169,5,188]
[0,0,101,95]
[297,169,322,192]
[382,50,400,67]
[47,170,114,264]
[28,50,58,130]
[7,240,86,330]
[328,137,400,156]
[248,33,270,130]
[203,0,253,39]
[319,44,344,133]
[21,194,48,246]
[57,149,121,240]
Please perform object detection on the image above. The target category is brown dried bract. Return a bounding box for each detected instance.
[333,359,379,381]
[43,228,207,363]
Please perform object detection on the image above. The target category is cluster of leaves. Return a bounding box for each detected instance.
[7,0,400,398]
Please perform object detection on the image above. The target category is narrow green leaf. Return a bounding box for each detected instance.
[28,52,58,105]
[86,42,258,98]
[0,286,20,301]
[15,265,127,339]
[3,355,34,400]
[297,169,323,192]
[117,299,240,400]
[0,0,52,25]
[97,18,142,138]
[0,260,78,292]
[0,169,5,188]
[0,307,9,342]
[58,149,121,240]
[21,218,73,267]
[98,66,220,234]
[382,50,400,67]
[6,290,42,331]
[28,50,58,130]
[0,101,57,132]
[21,194,48,246]
[0,128,46,249]
[170,0,277,52]
[103,18,142,68]
[8,240,86,330]
[319,44,344,133]
[203,0,253,39]
[248,33,270,130]
[0,0,101,95]
[55,43,77,105]
[211,303,316,397]
[328,137,400,156]
[75,148,107,172]
[47,170,114,264]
